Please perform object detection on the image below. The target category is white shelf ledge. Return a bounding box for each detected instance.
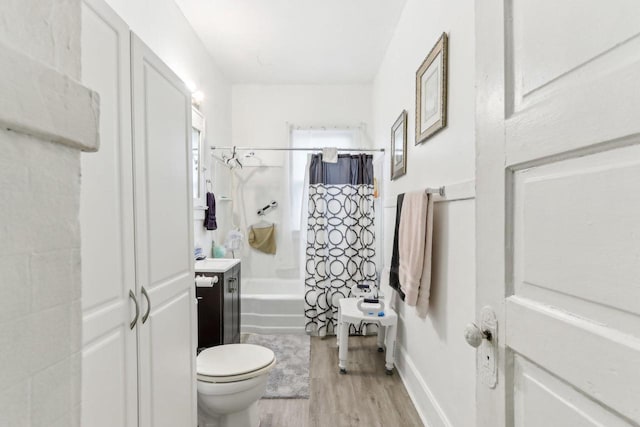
[0,41,99,152]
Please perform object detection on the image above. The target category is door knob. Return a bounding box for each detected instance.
[465,306,498,389]
[464,323,491,348]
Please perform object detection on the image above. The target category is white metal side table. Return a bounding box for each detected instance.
[337,298,398,375]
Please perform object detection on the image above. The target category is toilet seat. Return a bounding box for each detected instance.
[197,344,276,384]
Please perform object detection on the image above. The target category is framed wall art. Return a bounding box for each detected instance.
[390,110,407,180]
[416,32,448,144]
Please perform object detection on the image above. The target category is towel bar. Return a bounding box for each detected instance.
[257,200,278,216]
[425,186,445,197]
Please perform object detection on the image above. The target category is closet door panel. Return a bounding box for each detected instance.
[131,34,196,427]
[80,1,138,426]
[144,66,191,284]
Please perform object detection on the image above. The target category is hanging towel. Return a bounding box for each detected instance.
[398,191,434,308]
[204,192,218,231]
[389,193,406,300]
[248,224,277,254]
[415,193,435,316]
[322,147,338,163]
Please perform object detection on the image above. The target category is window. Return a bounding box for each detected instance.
[192,107,206,208]
[289,128,361,230]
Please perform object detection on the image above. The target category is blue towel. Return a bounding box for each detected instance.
[204,192,217,230]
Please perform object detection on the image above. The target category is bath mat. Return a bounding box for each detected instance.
[244,333,310,399]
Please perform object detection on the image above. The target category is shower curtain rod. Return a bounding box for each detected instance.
[210,146,385,153]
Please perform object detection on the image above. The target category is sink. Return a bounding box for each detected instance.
[195,258,240,273]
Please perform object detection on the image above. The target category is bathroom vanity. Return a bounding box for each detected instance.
[195,259,241,348]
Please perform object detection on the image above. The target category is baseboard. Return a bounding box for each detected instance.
[242,312,304,326]
[241,311,305,335]
[395,345,453,427]
[241,325,306,334]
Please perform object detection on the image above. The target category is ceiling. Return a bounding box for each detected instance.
[174,0,407,84]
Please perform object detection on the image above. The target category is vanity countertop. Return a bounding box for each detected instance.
[195,258,240,273]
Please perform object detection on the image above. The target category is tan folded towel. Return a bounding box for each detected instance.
[398,191,434,309]
[248,224,277,254]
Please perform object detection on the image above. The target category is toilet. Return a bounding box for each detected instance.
[197,343,276,427]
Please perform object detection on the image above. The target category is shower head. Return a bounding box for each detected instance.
[211,147,258,170]
[217,146,243,169]
[221,155,242,169]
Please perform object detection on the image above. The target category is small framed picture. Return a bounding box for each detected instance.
[390,110,407,180]
[416,32,448,144]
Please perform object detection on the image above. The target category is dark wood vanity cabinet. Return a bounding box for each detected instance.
[196,263,241,349]
[222,264,241,344]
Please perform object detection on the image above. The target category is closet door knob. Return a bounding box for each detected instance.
[129,290,139,330]
[141,286,151,323]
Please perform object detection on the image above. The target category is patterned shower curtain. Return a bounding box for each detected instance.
[304,154,377,336]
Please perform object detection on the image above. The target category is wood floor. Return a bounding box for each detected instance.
[258,336,423,427]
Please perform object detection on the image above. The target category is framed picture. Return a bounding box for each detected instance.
[415,32,448,144]
[390,110,407,180]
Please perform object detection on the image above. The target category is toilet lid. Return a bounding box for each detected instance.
[197,344,275,380]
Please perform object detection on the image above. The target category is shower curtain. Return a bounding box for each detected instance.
[304,154,377,336]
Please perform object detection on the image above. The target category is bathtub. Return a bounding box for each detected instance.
[241,278,305,334]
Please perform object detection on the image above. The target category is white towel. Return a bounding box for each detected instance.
[322,147,338,163]
[398,191,434,312]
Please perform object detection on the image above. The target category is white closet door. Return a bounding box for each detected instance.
[130,34,197,427]
[475,1,640,426]
[80,1,138,426]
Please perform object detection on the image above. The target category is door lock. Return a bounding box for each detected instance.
[465,306,497,389]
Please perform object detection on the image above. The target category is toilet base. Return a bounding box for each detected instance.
[198,401,260,427]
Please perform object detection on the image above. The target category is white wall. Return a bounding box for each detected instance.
[0,0,81,80]
[0,133,83,427]
[105,0,232,256]
[0,1,98,425]
[229,84,373,278]
[372,0,476,425]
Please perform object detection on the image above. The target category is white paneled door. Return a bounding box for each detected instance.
[475,1,640,426]
[130,35,196,427]
[80,1,138,426]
